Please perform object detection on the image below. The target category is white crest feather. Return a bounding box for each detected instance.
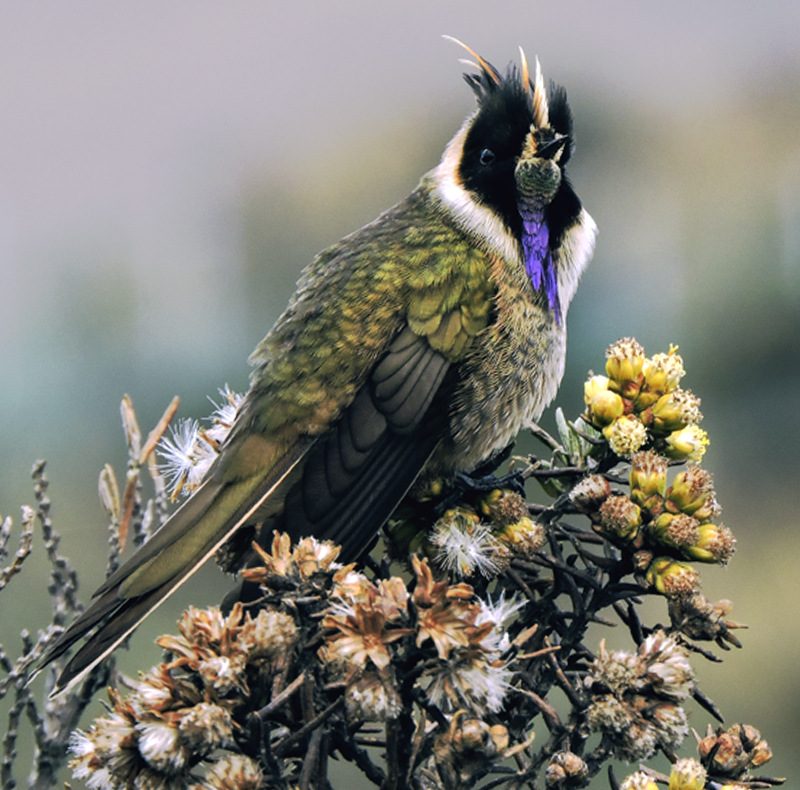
[532,56,549,128]
[519,46,530,89]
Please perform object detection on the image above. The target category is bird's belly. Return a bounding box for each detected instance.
[433,301,566,474]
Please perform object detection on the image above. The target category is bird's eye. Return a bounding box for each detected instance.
[479,148,496,165]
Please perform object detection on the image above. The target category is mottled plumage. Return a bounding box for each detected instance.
[33,42,596,693]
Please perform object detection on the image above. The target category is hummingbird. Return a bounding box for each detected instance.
[34,39,597,693]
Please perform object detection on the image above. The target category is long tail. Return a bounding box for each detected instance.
[31,446,310,694]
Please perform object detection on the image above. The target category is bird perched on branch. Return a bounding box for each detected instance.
[34,39,597,693]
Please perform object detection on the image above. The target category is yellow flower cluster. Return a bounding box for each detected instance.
[573,458,734,600]
[573,340,735,601]
[584,339,708,461]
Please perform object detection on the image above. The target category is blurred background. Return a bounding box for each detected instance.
[1,1,799,785]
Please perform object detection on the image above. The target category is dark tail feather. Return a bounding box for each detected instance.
[51,579,184,691]
[31,442,314,695]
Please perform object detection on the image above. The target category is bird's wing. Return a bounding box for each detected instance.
[277,324,453,559]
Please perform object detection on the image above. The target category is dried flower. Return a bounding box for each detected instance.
[585,632,692,760]
[345,670,402,722]
[203,385,244,448]
[242,531,343,583]
[155,604,253,694]
[697,723,773,779]
[638,631,694,700]
[135,720,187,774]
[668,594,745,648]
[475,593,526,652]
[433,714,513,788]
[239,607,299,662]
[178,702,234,752]
[412,556,477,660]
[431,508,503,578]
[69,688,198,789]
[570,474,611,512]
[157,418,216,498]
[545,751,589,788]
[203,754,263,790]
[322,584,411,669]
[422,652,512,714]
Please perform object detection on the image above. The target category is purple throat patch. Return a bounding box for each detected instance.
[519,203,561,324]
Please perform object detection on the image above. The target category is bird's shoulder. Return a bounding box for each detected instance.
[224,181,498,451]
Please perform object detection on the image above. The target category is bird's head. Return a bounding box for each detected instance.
[435,39,592,320]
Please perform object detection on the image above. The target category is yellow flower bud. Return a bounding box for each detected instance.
[646,557,701,598]
[584,374,611,404]
[629,450,667,512]
[666,467,717,517]
[588,389,625,428]
[668,758,706,790]
[497,517,546,556]
[642,346,685,394]
[649,389,702,435]
[479,489,527,525]
[605,337,646,400]
[664,424,709,462]
[597,495,642,541]
[649,512,700,550]
[682,523,736,564]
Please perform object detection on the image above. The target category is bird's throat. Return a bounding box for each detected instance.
[518,203,560,323]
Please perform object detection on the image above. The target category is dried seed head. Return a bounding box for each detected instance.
[570,474,611,512]
[204,754,264,790]
[545,751,589,788]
